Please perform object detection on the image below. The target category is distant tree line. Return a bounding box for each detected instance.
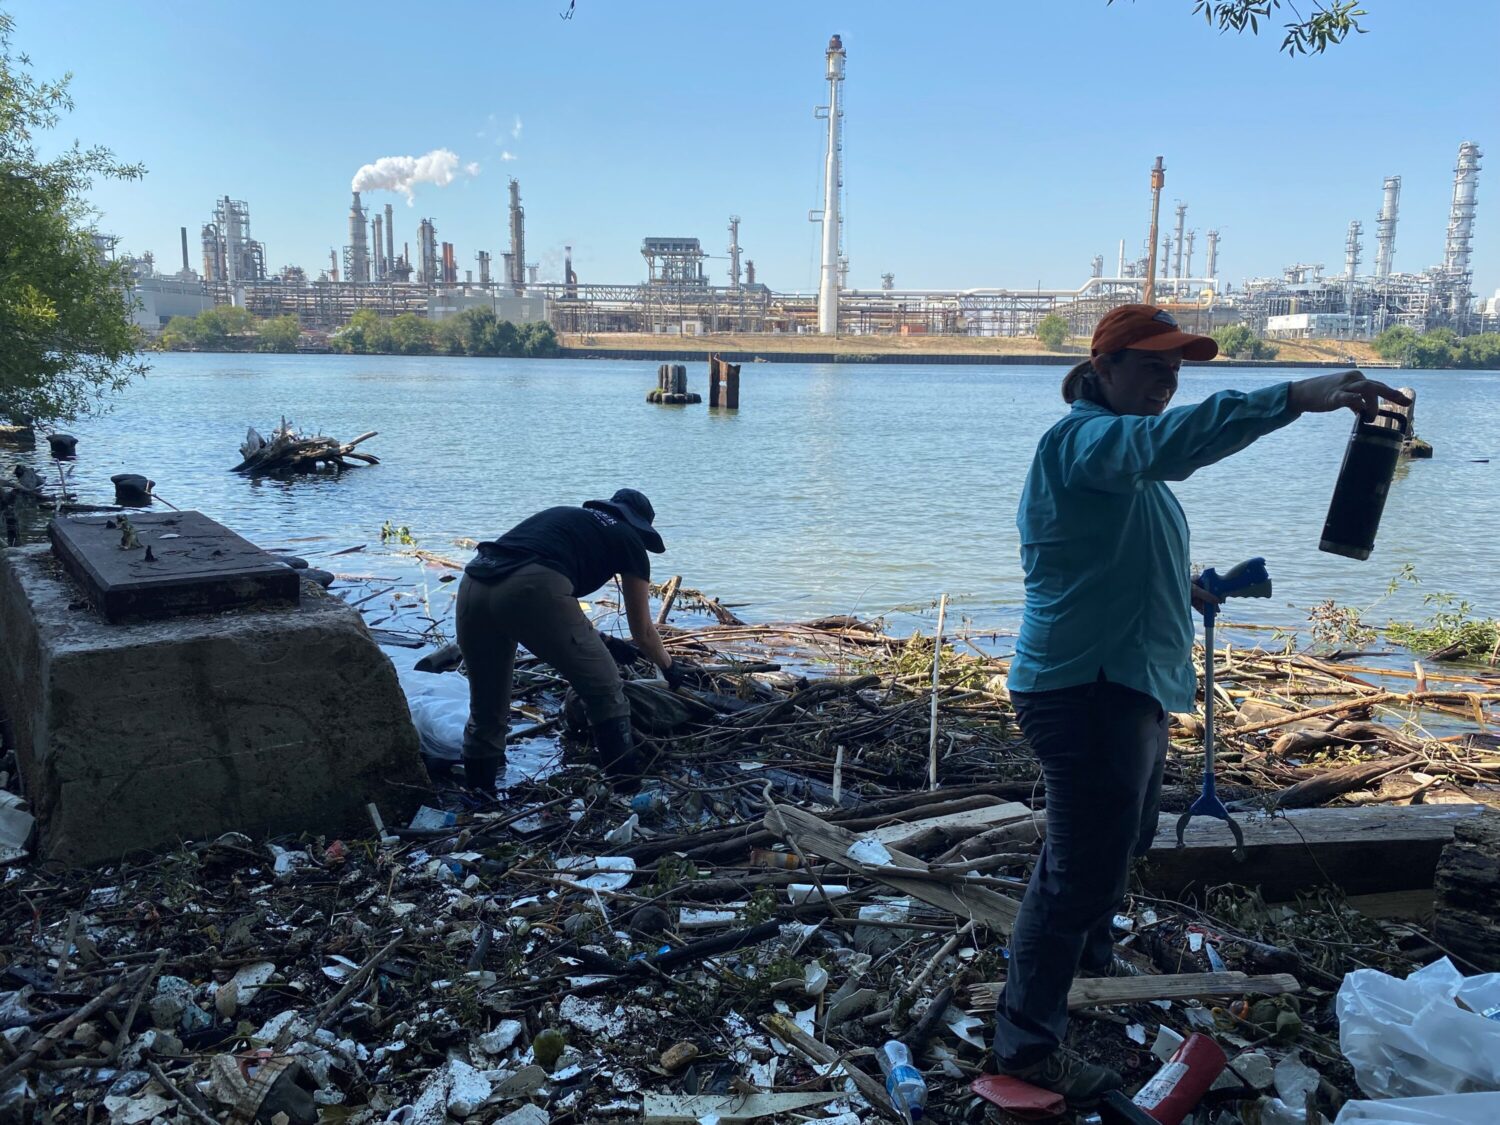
[153,306,561,359]
[1210,324,1280,360]
[1373,326,1500,370]
[332,308,559,358]
[155,307,300,352]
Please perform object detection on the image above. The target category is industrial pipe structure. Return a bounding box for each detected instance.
[1144,157,1165,304]
[814,34,845,334]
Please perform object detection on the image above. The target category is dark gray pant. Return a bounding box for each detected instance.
[991,678,1168,1069]
[454,563,630,765]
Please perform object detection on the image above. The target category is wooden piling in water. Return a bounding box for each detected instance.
[708,355,741,409]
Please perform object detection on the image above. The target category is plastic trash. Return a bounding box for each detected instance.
[876,1040,927,1122]
[408,805,456,832]
[1336,957,1500,1098]
[1333,1092,1500,1124]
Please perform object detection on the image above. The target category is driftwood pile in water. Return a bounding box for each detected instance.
[232,418,379,476]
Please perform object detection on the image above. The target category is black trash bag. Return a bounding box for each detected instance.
[563,678,718,736]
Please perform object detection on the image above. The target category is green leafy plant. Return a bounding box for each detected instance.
[1211,324,1279,360]
[379,520,416,546]
[1304,563,1419,650]
[1036,313,1069,350]
[1387,593,1500,663]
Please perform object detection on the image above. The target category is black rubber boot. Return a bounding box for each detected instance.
[993,1046,1123,1104]
[593,716,648,790]
[461,752,503,793]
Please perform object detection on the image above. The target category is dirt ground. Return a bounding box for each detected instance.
[560,333,1387,367]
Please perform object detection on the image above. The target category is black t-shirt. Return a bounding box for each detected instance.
[466,506,650,596]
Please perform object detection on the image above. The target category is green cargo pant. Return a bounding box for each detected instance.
[454,563,629,765]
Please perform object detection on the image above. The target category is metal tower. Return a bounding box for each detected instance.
[508,179,526,295]
[814,34,846,334]
[1205,230,1220,287]
[1344,219,1363,281]
[1375,176,1400,278]
[1144,157,1165,305]
[727,215,742,290]
[1441,141,1483,318]
[346,192,370,283]
[1172,202,1187,292]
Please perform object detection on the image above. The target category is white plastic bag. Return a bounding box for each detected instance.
[1335,1092,1500,1124]
[1336,958,1500,1099]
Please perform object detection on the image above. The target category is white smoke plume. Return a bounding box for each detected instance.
[350,148,478,203]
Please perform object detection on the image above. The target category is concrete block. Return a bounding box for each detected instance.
[0,545,430,866]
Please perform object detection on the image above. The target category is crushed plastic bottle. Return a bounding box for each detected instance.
[876,1039,927,1122]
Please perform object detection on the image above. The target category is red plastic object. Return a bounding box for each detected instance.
[970,1075,1068,1120]
[1131,1033,1228,1124]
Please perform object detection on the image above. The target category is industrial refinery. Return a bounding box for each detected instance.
[119,35,1491,343]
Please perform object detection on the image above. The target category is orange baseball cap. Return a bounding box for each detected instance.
[1090,303,1218,361]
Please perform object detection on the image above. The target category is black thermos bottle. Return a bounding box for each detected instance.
[1319,408,1409,560]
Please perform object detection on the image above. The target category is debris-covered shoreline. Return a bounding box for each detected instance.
[2,549,1498,1124]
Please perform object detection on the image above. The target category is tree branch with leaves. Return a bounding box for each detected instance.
[1109,1,1368,56]
[0,8,148,423]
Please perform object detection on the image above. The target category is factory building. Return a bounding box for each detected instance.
[135,40,1483,344]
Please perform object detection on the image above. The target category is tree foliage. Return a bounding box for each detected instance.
[0,9,147,422]
[1373,325,1500,369]
[332,307,558,358]
[1109,1,1368,55]
[155,306,297,352]
[1210,324,1279,359]
[1036,313,1069,350]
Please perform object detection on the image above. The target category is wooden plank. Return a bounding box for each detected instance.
[761,1015,898,1121]
[863,800,1032,851]
[1146,804,1486,902]
[641,1091,840,1123]
[764,803,1020,934]
[967,971,1301,1012]
[1345,889,1435,922]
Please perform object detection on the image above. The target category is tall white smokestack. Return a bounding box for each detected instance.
[815,34,846,335]
[1444,142,1482,271]
[1375,175,1400,278]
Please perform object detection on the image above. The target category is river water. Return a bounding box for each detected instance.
[7,353,1498,640]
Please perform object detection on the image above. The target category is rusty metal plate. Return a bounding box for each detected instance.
[48,511,299,623]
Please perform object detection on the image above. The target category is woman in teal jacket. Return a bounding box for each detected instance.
[990,304,1407,1102]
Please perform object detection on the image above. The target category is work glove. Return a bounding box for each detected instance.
[599,632,642,666]
[662,659,692,691]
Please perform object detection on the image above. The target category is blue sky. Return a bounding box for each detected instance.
[12,0,1498,299]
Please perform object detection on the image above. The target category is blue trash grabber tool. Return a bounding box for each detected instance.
[1176,558,1273,860]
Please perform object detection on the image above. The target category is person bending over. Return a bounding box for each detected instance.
[455,488,686,790]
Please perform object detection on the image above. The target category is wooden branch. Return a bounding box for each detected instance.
[0,971,135,1084]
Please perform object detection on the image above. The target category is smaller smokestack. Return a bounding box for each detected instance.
[180,226,190,273]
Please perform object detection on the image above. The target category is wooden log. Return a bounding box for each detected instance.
[1271,752,1423,809]
[966,971,1301,1012]
[1145,803,1488,902]
[1268,720,1409,758]
[655,574,683,626]
[707,356,721,408]
[764,803,1021,934]
[1433,809,1500,971]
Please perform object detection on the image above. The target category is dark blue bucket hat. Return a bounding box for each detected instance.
[584,488,665,553]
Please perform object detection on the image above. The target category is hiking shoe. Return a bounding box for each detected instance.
[995,1047,1123,1104]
